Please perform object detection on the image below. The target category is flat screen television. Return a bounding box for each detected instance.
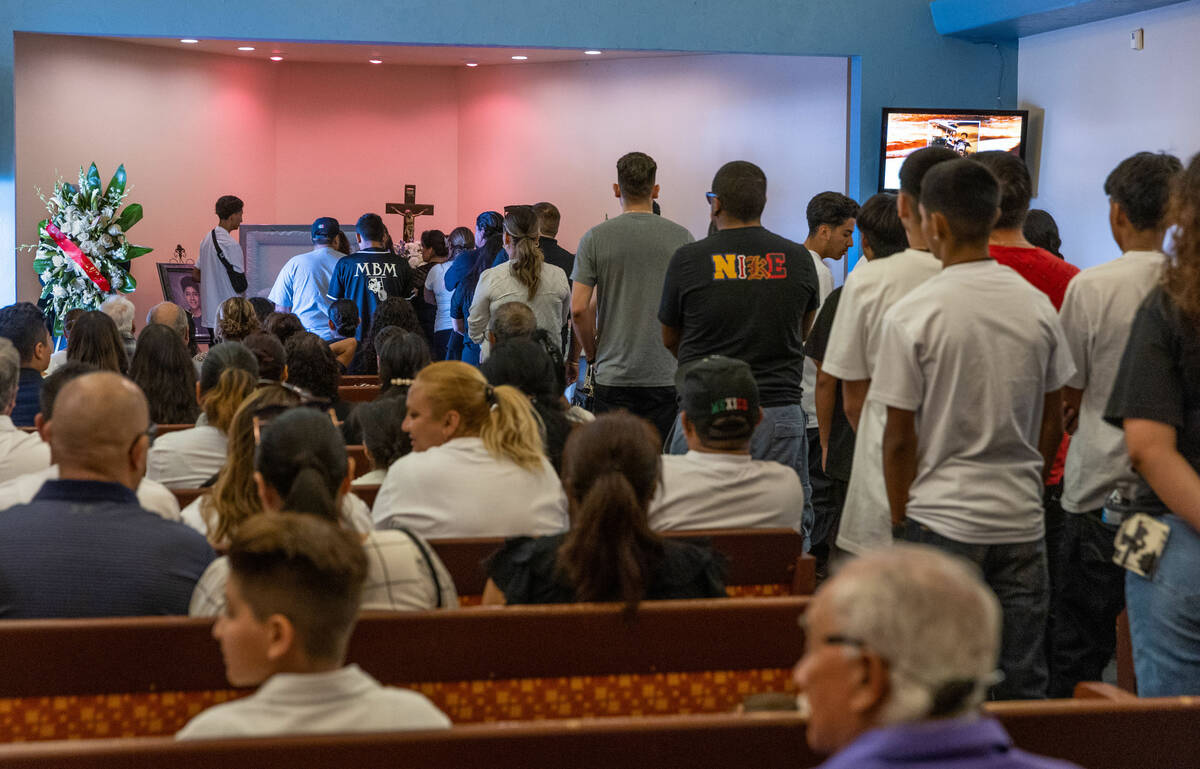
[878,108,1029,192]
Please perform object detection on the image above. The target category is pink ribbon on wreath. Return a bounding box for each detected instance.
[44,222,111,293]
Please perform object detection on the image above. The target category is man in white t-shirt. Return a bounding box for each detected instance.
[874,158,1075,700]
[269,217,344,341]
[800,193,857,548]
[177,513,449,739]
[651,355,804,532]
[195,195,246,335]
[1049,151,1182,697]
[821,147,957,555]
[0,338,50,483]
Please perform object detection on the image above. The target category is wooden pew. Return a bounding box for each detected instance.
[0,713,816,769]
[340,375,378,387]
[153,423,194,436]
[3,697,1200,769]
[0,597,808,740]
[429,528,814,598]
[338,382,382,403]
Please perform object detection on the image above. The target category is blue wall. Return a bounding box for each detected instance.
[0,0,1017,301]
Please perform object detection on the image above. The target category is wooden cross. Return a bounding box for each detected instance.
[385,184,434,244]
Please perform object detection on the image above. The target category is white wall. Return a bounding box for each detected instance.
[1019,0,1200,270]
[455,54,849,249]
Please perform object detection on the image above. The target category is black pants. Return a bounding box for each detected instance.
[593,384,678,447]
[1047,510,1125,697]
[432,329,454,361]
[806,426,843,572]
[446,331,464,361]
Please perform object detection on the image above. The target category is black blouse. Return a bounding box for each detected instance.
[486,533,727,605]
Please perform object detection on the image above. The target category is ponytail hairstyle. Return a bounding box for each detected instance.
[449,226,476,257]
[378,329,431,392]
[254,407,348,522]
[198,341,259,433]
[413,361,544,470]
[503,206,545,300]
[556,412,664,615]
[420,229,450,259]
[328,299,360,339]
[481,336,570,472]
[462,211,504,308]
[203,383,303,545]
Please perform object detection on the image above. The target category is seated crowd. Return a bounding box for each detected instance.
[0,146,1198,769]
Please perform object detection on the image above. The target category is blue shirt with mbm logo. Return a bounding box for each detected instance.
[327,248,412,341]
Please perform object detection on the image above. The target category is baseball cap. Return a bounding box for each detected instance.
[312,217,341,240]
[676,355,759,441]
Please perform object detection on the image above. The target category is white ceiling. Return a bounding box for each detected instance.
[99,36,690,67]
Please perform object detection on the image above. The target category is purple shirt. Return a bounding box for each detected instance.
[819,718,1082,769]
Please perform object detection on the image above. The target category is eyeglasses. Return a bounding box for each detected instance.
[705,192,719,204]
[132,422,158,453]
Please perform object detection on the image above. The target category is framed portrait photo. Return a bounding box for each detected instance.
[156,263,211,346]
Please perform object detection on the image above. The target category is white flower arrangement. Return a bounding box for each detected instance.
[23,164,152,332]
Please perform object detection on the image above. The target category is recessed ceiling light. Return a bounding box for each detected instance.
[465,62,479,67]
[269,56,283,62]
[180,39,199,44]
[584,50,603,55]
[237,46,255,51]
[369,59,383,64]
[511,55,528,61]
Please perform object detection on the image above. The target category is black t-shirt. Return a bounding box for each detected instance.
[659,227,819,407]
[804,286,855,482]
[327,249,413,341]
[486,533,727,605]
[1106,286,1200,509]
[539,237,576,284]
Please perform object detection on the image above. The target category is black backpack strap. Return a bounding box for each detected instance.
[396,526,444,609]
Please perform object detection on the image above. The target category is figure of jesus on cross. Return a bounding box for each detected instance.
[385,184,434,244]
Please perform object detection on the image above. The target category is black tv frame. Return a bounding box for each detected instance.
[878,107,1030,192]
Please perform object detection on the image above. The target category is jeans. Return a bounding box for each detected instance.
[593,384,678,448]
[1047,511,1125,698]
[665,403,814,542]
[806,426,838,564]
[1125,513,1200,696]
[899,519,1049,700]
[446,331,464,361]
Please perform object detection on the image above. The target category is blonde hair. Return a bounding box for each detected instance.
[415,361,545,471]
[202,367,256,433]
[504,207,545,301]
[201,384,302,546]
[217,297,260,342]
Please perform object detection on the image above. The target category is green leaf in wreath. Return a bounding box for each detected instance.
[115,204,144,232]
[63,182,78,200]
[104,165,127,200]
[123,273,138,292]
[86,163,102,192]
[125,245,153,260]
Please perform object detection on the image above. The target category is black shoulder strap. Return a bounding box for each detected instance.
[396,526,444,609]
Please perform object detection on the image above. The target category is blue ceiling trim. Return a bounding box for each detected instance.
[930,0,1190,40]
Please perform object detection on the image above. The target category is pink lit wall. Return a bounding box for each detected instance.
[272,62,461,236]
[15,38,847,320]
[14,34,278,321]
[455,54,849,250]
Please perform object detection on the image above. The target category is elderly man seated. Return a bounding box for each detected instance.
[793,545,1081,769]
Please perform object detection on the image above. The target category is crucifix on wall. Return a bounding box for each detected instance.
[385,184,434,243]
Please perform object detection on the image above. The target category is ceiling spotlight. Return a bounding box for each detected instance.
[584,50,603,55]
[269,56,284,62]
[180,39,199,44]
[465,62,479,67]
[369,59,383,64]
[237,46,255,51]
[511,55,528,61]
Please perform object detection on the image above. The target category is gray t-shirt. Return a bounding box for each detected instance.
[572,212,694,387]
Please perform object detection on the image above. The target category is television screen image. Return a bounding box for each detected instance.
[879,109,1028,192]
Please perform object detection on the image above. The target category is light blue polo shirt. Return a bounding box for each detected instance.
[268,246,343,341]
